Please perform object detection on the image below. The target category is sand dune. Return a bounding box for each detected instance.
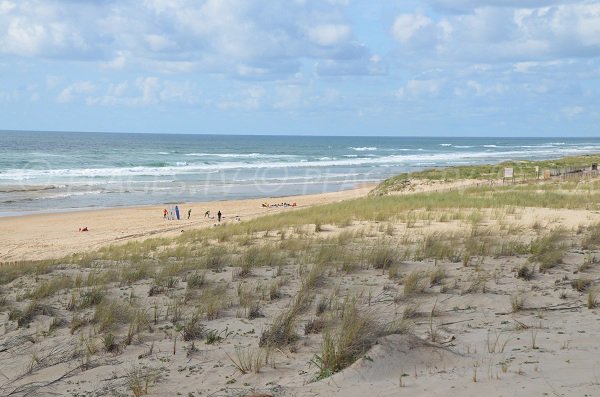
[2,176,600,397]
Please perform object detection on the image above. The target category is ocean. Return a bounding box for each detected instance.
[1,131,600,216]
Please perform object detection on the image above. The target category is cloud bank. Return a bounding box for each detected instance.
[0,0,597,135]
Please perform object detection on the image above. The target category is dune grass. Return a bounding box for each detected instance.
[93,300,134,333]
[373,154,600,194]
[582,223,600,250]
[27,276,74,300]
[366,242,399,270]
[529,229,568,272]
[312,298,409,380]
[260,263,324,348]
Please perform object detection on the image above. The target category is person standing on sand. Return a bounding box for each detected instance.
[217,211,222,222]
[205,210,210,218]
[163,209,167,219]
[175,205,180,220]
[187,209,192,219]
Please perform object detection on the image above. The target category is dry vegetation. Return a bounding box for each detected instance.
[1,165,600,396]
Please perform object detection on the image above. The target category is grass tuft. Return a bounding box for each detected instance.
[227,346,266,374]
[571,278,592,292]
[367,242,398,270]
[529,230,567,272]
[403,271,425,295]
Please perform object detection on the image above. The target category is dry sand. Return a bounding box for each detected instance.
[2,178,600,397]
[0,186,373,262]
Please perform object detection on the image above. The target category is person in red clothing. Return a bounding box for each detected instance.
[163,208,168,219]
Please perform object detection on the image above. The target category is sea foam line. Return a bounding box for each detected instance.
[2,146,600,181]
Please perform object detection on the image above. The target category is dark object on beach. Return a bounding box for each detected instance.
[217,211,222,222]
[79,227,88,232]
[205,210,210,218]
[187,209,192,219]
[163,208,167,219]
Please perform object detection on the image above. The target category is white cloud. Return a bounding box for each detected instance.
[514,61,538,73]
[0,4,91,58]
[316,54,387,76]
[57,81,95,103]
[101,52,128,70]
[391,13,433,45]
[0,0,379,78]
[0,89,19,102]
[218,86,265,110]
[562,105,585,119]
[396,79,441,98]
[136,77,160,105]
[159,81,199,104]
[144,34,175,51]
[107,81,128,97]
[3,17,47,56]
[430,0,581,13]
[393,3,600,63]
[46,75,63,89]
[273,85,305,110]
[454,80,506,96]
[1,0,599,131]
[57,77,199,106]
[306,24,351,46]
[499,4,595,58]
[0,1,16,14]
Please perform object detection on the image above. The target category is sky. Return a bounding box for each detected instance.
[0,0,599,136]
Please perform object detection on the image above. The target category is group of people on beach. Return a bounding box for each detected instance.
[163,205,186,220]
[262,202,297,208]
[164,206,222,222]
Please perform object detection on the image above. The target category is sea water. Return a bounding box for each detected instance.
[1,131,600,215]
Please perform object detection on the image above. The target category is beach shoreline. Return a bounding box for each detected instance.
[3,133,600,215]
[0,184,375,262]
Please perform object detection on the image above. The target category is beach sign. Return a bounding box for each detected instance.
[503,167,514,183]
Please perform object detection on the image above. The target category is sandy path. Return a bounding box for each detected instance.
[0,186,373,262]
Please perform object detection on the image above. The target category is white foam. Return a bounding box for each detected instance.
[43,190,104,199]
[349,147,377,151]
[440,144,452,147]
[2,146,600,182]
[184,152,296,159]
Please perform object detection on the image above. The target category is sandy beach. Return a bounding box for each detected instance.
[3,1,600,394]
[0,186,373,262]
[1,171,600,397]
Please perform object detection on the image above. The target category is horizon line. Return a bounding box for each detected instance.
[0,129,597,139]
